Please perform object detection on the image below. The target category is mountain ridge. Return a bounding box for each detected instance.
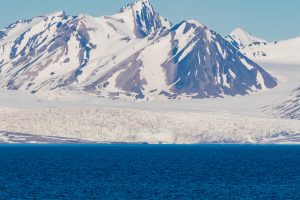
[225,28,267,49]
[0,0,277,100]
[226,27,300,65]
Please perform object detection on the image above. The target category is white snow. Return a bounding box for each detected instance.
[222,74,230,88]
[240,58,254,70]
[177,42,196,62]
[256,71,267,91]
[227,28,300,65]
[0,107,299,144]
[139,38,170,97]
[185,19,205,28]
[205,30,213,43]
[242,37,300,64]
[0,62,299,144]
[174,22,197,54]
[228,28,267,47]
[0,1,299,144]
[216,42,226,59]
[229,69,236,79]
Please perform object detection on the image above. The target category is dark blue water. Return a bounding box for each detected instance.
[0,145,299,199]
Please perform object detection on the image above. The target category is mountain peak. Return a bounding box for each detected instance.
[184,19,205,28]
[230,27,247,36]
[118,0,171,38]
[45,11,67,18]
[0,0,277,100]
[119,0,152,13]
[227,27,266,49]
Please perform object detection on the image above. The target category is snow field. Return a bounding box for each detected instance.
[0,107,299,144]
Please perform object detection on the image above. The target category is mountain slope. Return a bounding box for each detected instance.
[0,1,168,92]
[226,28,300,64]
[268,86,300,120]
[0,0,277,100]
[226,28,267,49]
[78,19,277,100]
[242,37,300,64]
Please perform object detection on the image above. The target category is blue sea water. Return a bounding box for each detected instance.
[0,145,299,199]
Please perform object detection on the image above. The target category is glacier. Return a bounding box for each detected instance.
[0,107,299,144]
[0,0,299,144]
[226,28,300,121]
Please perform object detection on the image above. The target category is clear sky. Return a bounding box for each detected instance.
[0,0,299,41]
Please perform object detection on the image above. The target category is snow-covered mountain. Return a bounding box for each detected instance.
[226,28,300,64]
[119,0,171,38]
[227,27,300,121]
[226,28,267,49]
[242,37,300,64]
[0,0,277,100]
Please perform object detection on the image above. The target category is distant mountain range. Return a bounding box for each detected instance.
[226,28,300,65]
[226,28,300,120]
[226,28,267,49]
[0,0,278,100]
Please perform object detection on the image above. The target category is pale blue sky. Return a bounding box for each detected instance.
[0,0,298,41]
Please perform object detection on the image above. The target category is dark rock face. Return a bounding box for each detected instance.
[0,31,6,40]
[225,35,241,49]
[119,0,170,38]
[163,22,277,97]
[133,3,167,37]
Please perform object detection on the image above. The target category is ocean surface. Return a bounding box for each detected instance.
[0,145,299,199]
